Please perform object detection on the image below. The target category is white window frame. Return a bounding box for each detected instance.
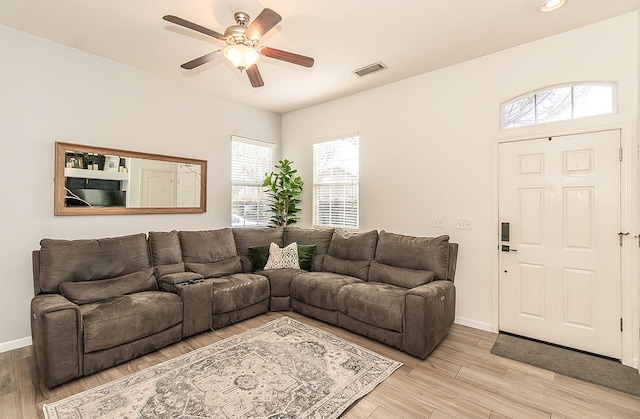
[501,82,617,129]
[312,135,359,229]
[231,136,277,227]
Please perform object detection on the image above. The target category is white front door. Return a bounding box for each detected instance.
[498,130,621,358]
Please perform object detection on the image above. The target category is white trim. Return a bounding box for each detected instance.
[230,135,277,149]
[492,121,638,369]
[455,317,493,333]
[0,336,32,353]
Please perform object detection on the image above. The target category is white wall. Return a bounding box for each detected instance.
[282,13,638,331]
[0,24,281,349]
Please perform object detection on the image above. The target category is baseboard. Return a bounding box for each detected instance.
[0,336,32,353]
[454,316,493,333]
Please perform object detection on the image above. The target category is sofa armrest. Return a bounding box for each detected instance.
[31,294,83,387]
[404,280,456,359]
[164,280,212,337]
[157,272,204,291]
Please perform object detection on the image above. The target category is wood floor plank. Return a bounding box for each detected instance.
[369,406,406,419]
[429,409,458,419]
[409,363,551,418]
[2,313,640,418]
[342,398,377,419]
[382,371,491,419]
[456,365,612,419]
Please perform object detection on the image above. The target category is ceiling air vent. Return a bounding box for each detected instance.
[353,62,387,78]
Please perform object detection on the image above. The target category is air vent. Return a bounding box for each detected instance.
[352,62,387,78]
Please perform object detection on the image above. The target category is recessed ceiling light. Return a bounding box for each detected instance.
[539,0,567,12]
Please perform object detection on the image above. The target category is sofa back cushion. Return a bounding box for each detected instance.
[285,227,334,271]
[39,233,151,294]
[59,267,158,305]
[179,229,237,263]
[322,229,378,280]
[149,230,184,277]
[375,231,450,280]
[232,227,284,272]
[179,229,242,277]
[369,260,435,289]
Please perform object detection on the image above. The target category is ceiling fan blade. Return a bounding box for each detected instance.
[180,50,223,70]
[261,47,314,68]
[246,8,282,40]
[246,65,264,88]
[163,15,226,41]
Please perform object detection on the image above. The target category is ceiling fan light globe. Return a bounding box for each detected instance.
[224,44,261,70]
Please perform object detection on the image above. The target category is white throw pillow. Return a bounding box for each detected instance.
[264,242,300,270]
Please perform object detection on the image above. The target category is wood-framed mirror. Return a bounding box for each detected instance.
[54,142,207,215]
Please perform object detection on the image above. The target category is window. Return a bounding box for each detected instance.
[313,135,359,229]
[502,83,615,129]
[231,136,276,227]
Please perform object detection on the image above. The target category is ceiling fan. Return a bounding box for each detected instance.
[163,8,314,88]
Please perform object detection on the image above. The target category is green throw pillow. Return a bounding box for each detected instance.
[248,244,316,272]
[249,245,271,271]
[297,245,316,271]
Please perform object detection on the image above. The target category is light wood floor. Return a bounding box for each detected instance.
[2,311,640,418]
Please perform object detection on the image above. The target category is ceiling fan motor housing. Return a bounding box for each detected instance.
[224,12,258,47]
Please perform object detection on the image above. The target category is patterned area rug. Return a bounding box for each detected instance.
[43,317,402,418]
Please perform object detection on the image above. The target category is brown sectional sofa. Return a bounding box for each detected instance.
[31,226,458,387]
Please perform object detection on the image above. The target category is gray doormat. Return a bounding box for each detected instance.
[490,333,640,398]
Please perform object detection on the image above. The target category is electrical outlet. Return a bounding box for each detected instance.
[455,218,472,230]
[433,217,444,228]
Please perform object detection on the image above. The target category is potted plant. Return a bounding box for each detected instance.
[262,159,304,227]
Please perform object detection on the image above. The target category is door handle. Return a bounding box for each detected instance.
[501,245,517,252]
[634,235,640,247]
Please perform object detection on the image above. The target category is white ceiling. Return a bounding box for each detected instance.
[1,0,638,114]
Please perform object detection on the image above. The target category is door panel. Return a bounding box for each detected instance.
[498,130,621,358]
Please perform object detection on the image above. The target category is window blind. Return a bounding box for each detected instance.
[231,137,276,227]
[312,136,359,229]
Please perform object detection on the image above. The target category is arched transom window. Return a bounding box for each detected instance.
[502,83,615,129]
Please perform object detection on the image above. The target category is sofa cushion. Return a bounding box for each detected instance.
[321,229,378,280]
[285,227,334,271]
[155,263,186,278]
[256,268,305,297]
[39,233,150,294]
[185,257,243,278]
[80,291,182,353]
[291,272,364,310]
[148,230,183,266]
[369,260,435,289]
[249,244,316,271]
[232,227,285,272]
[178,229,237,264]
[208,274,270,314]
[328,229,378,260]
[322,255,371,281]
[338,282,406,332]
[264,242,300,270]
[375,231,450,280]
[59,267,158,305]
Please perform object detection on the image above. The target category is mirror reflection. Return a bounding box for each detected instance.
[55,142,207,215]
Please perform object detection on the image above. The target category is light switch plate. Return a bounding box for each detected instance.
[455,218,472,230]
